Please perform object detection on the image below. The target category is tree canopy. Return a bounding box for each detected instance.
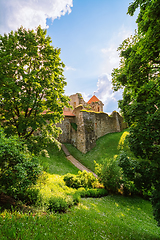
[112,0,160,162]
[112,0,160,225]
[0,26,70,141]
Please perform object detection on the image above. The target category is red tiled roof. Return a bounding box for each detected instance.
[87,95,100,104]
[63,111,75,117]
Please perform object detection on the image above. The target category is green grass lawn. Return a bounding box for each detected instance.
[0,130,160,239]
[65,130,130,172]
[38,144,79,175]
[0,195,159,239]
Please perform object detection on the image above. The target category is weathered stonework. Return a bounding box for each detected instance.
[58,93,127,153]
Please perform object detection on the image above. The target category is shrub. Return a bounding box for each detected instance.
[47,196,68,213]
[47,194,80,213]
[95,159,121,193]
[118,152,155,197]
[17,188,42,206]
[63,170,97,189]
[0,127,42,200]
[77,187,108,198]
[152,184,160,227]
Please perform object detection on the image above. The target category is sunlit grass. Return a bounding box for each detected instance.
[0,130,160,239]
[65,129,130,172]
[35,172,76,205]
[38,144,79,175]
[0,196,159,240]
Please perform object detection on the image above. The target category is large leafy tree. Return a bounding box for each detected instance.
[0,26,70,142]
[112,0,160,161]
[112,0,160,225]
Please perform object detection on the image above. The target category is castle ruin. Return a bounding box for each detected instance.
[57,93,127,153]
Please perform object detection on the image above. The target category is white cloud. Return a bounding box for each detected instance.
[65,66,76,71]
[0,0,73,34]
[95,73,114,103]
[95,73,123,113]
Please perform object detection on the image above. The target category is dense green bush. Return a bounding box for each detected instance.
[118,151,160,225]
[63,170,97,189]
[118,152,154,197]
[47,196,68,213]
[95,159,121,193]
[77,187,108,198]
[17,188,42,206]
[0,127,42,200]
[152,184,160,227]
[47,194,80,213]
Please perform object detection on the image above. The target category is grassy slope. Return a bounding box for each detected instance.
[0,195,159,239]
[65,129,130,172]
[38,144,79,175]
[0,131,160,239]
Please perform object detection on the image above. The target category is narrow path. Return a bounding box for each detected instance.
[61,144,98,178]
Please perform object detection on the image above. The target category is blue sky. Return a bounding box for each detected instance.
[0,0,138,113]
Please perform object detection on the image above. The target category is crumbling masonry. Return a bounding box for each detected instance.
[57,93,127,153]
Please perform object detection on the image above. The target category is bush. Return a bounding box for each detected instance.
[95,159,121,193]
[0,127,42,200]
[63,170,97,189]
[47,194,80,213]
[118,152,155,197]
[17,188,42,206]
[47,196,68,213]
[152,184,160,227]
[77,187,108,198]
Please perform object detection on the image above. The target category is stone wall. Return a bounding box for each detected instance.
[57,116,75,143]
[58,109,127,154]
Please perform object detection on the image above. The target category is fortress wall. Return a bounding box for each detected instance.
[57,116,76,143]
[77,111,127,153]
[116,112,128,131]
[57,109,127,154]
[81,111,97,153]
[95,112,115,139]
[76,111,86,153]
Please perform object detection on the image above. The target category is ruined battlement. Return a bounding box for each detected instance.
[57,93,127,153]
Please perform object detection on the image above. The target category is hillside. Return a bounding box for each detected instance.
[0,130,160,239]
[65,129,130,172]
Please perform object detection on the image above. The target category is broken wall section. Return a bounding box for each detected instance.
[76,110,127,153]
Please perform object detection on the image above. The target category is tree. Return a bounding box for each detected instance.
[0,127,42,200]
[112,0,160,225]
[112,0,160,161]
[0,26,70,143]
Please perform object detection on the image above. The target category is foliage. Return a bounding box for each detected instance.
[63,170,97,189]
[47,195,79,213]
[0,127,42,199]
[112,0,160,162]
[152,184,160,227]
[111,0,160,225]
[17,188,42,206]
[0,26,70,143]
[25,126,62,156]
[77,187,108,198]
[118,152,155,197]
[94,159,122,193]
